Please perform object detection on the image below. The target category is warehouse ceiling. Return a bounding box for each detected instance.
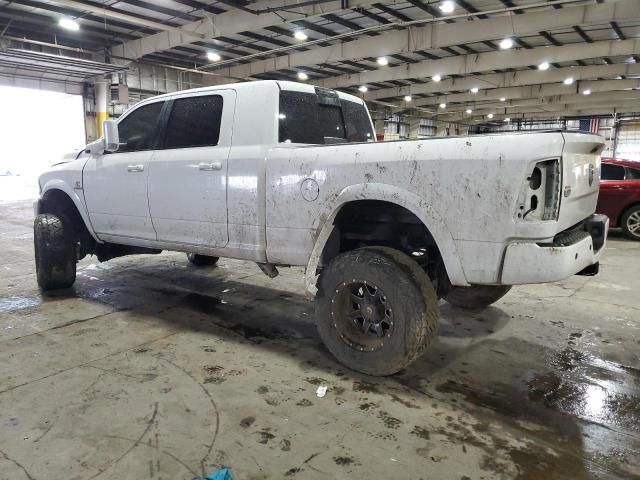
[0,0,639,125]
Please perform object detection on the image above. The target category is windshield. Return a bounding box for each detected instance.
[278,90,374,144]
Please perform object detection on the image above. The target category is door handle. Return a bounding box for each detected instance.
[199,162,222,171]
[127,164,144,172]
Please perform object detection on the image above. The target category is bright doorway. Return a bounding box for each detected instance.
[0,86,85,202]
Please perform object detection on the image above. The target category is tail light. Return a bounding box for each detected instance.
[518,158,561,221]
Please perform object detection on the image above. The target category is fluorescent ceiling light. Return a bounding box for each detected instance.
[294,30,308,41]
[59,18,79,31]
[504,117,511,122]
[465,108,473,114]
[470,87,479,93]
[499,97,506,102]
[376,56,389,66]
[439,102,446,109]
[564,77,574,85]
[404,95,412,102]
[499,38,513,50]
[207,51,221,62]
[297,72,308,81]
[538,62,550,71]
[488,113,494,119]
[582,89,591,95]
[439,1,455,13]
[432,74,442,82]
[358,85,368,93]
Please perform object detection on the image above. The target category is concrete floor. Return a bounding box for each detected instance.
[1,199,639,480]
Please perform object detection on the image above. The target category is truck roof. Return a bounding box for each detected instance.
[141,79,364,105]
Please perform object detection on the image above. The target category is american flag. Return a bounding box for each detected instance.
[579,118,600,133]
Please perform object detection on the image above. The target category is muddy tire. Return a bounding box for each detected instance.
[316,246,439,376]
[186,253,219,266]
[444,285,511,310]
[620,205,640,241]
[34,213,76,291]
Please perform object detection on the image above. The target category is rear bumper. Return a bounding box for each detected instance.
[501,214,608,285]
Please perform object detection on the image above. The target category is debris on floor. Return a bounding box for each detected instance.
[195,467,234,480]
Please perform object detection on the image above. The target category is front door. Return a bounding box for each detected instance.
[148,90,236,247]
[83,100,165,240]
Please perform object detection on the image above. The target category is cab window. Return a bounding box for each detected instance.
[163,95,223,149]
[117,101,164,153]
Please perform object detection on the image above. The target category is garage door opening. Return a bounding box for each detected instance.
[0,86,85,203]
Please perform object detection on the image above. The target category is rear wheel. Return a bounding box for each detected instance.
[186,253,219,266]
[34,213,76,290]
[444,285,511,310]
[316,246,439,376]
[621,205,640,241]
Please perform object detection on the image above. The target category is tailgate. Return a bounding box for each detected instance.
[558,132,605,231]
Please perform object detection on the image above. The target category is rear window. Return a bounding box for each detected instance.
[627,167,640,180]
[163,95,223,149]
[279,90,374,144]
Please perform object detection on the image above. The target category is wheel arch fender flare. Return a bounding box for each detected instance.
[620,201,640,227]
[39,180,100,243]
[304,182,469,294]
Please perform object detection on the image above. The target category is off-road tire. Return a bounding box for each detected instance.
[620,205,640,241]
[186,253,219,266]
[34,213,76,290]
[316,246,439,376]
[444,285,512,310]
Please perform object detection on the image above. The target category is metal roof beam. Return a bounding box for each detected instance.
[48,0,206,38]
[212,0,639,81]
[364,63,640,101]
[438,99,640,121]
[461,104,640,122]
[111,0,379,62]
[109,0,202,22]
[409,79,640,108]
[317,39,640,90]
[372,3,411,22]
[435,91,640,115]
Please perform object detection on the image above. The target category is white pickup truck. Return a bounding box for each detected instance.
[35,80,608,375]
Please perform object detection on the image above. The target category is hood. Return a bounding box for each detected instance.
[50,147,85,167]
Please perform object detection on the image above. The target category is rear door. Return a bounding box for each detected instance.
[598,162,630,225]
[148,90,236,247]
[83,100,165,240]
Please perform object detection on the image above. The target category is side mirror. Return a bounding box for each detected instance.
[103,120,119,153]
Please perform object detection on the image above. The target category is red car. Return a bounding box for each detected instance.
[597,158,640,240]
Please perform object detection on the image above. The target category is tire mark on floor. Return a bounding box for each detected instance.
[0,448,36,480]
[158,357,220,477]
[0,331,179,395]
[88,402,158,479]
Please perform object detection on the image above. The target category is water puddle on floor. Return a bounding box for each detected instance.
[528,347,640,431]
[0,295,41,313]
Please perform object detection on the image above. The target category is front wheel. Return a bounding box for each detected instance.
[34,213,77,291]
[315,246,439,376]
[621,205,640,241]
[444,285,511,310]
[186,253,219,266]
